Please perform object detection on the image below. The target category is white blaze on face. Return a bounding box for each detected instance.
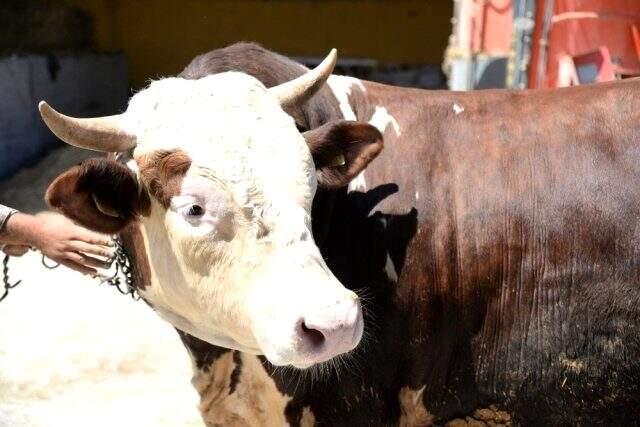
[122,72,362,367]
[126,73,317,210]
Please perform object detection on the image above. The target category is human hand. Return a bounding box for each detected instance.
[32,212,115,275]
[3,212,115,275]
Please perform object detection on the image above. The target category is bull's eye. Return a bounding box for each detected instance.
[187,204,205,217]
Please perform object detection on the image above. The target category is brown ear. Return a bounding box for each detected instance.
[45,158,150,234]
[303,121,383,188]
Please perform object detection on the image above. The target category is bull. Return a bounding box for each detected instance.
[40,43,640,425]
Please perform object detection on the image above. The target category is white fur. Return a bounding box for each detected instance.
[327,75,365,121]
[453,103,465,115]
[369,106,401,136]
[192,352,291,425]
[384,253,399,283]
[122,72,362,367]
[348,171,367,193]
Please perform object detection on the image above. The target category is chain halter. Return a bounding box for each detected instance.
[103,237,140,300]
[1,236,139,304]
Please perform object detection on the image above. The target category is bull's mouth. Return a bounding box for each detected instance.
[154,287,364,367]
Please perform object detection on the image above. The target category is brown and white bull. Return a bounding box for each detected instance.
[41,43,640,426]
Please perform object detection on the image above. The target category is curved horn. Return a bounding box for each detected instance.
[269,48,338,109]
[38,101,136,152]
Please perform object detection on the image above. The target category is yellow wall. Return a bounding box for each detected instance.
[65,0,452,88]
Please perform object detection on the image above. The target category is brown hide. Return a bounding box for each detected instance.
[340,78,640,423]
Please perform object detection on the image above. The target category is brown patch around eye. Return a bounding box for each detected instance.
[137,149,193,208]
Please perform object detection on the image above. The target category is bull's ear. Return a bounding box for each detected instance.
[45,158,150,234]
[303,121,383,188]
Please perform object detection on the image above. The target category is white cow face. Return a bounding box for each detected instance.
[127,72,364,367]
[41,51,383,368]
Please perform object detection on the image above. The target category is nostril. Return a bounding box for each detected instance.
[300,320,326,349]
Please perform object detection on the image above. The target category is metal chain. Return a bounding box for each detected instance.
[0,236,139,304]
[1,254,22,303]
[99,237,140,300]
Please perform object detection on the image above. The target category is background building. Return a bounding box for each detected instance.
[446,0,640,90]
[0,0,453,179]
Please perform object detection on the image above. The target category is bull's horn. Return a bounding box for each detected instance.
[269,48,337,109]
[38,101,136,152]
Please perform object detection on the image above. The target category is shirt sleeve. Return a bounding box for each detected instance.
[0,204,18,233]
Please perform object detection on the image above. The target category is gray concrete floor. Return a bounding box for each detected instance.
[0,147,203,427]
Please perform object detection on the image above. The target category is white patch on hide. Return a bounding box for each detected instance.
[369,106,401,136]
[385,253,398,283]
[347,171,367,193]
[398,385,433,427]
[300,406,316,427]
[453,103,465,115]
[327,75,365,120]
[193,353,291,426]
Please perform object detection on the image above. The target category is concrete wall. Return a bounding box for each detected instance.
[0,54,128,179]
[65,0,453,88]
[0,0,95,53]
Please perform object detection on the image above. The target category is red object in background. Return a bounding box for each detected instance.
[529,0,640,88]
[556,47,616,87]
[451,0,513,57]
[632,25,640,61]
[469,0,513,56]
[573,47,616,83]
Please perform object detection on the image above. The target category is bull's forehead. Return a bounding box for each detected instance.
[125,72,317,209]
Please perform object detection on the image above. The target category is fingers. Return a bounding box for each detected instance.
[68,240,115,259]
[73,229,114,247]
[65,251,111,270]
